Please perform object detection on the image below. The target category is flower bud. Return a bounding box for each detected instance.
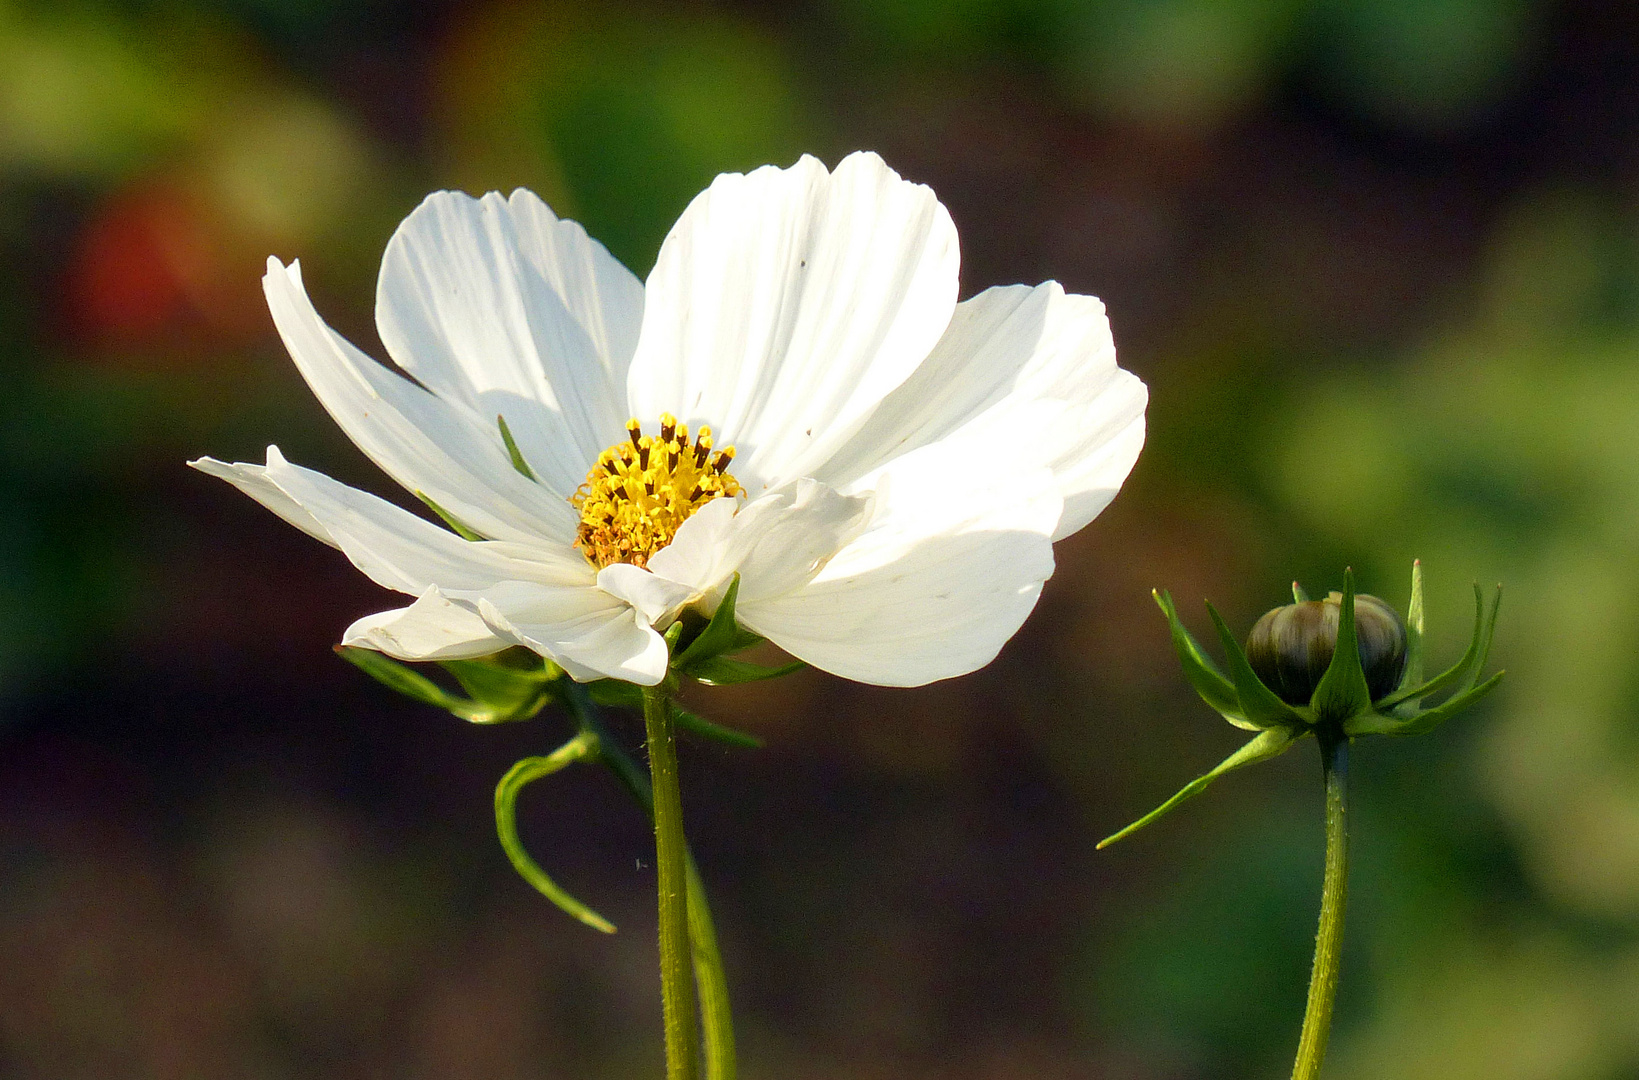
[1245,591,1407,706]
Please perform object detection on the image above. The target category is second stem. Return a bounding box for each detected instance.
[644,685,701,1080]
[1291,731,1349,1080]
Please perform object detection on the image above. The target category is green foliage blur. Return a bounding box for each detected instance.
[0,0,1633,1077]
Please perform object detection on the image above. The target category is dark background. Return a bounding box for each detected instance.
[1,1,1636,1077]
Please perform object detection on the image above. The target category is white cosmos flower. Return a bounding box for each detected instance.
[191,152,1147,688]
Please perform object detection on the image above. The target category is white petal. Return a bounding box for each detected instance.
[738,446,1061,687]
[596,563,698,626]
[817,282,1148,540]
[264,257,579,544]
[640,497,742,593]
[1052,400,1147,540]
[644,481,874,604]
[343,586,510,660]
[189,456,334,545]
[733,480,875,601]
[375,190,644,495]
[204,446,664,682]
[628,151,959,490]
[478,585,669,685]
[256,447,583,596]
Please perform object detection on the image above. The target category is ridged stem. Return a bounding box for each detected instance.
[563,682,736,1080]
[1292,732,1349,1080]
[643,684,700,1080]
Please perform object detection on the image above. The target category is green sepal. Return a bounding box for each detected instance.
[1292,581,1311,604]
[439,655,557,722]
[1346,581,1504,737]
[415,491,485,541]
[673,574,764,673]
[1378,582,1494,713]
[1152,590,1245,726]
[586,678,643,710]
[1097,727,1305,848]
[337,645,491,723]
[687,655,806,686]
[1205,602,1306,730]
[337,645,460,710]
[674,709,764,748]
[1347,670,1505,737]
[1398,560,1426,694]
[337,646,557,725]
[1463,583,1502,692]
[1385,669,1505,737]
[496,414,538,481]
[1310,568,1373,724]
[494,737,615,933]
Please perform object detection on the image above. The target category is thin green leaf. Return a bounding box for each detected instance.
[496,414,537,481]
[415,491,485,541]
[674,574,763,672]
[1311,568,1372,723]
[1097,727,1304,848]
[1205,602,1306,730]
[688,655,806,686]
[1379,582,1486,712]
[494,736,614,933]
[1152,590,1243,723]
[1292,581,1311,604]
[674,709,764,749]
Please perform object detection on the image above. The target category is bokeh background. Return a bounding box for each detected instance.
[0,0,1635,1076]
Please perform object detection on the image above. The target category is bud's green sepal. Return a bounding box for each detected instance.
[1099,562,1503,848]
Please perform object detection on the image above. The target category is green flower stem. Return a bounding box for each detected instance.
[1292,732,1349,1080]
[562,681,737,1080]
[643,684,701,1080]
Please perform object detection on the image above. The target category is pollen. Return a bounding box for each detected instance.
[571,414,743,569]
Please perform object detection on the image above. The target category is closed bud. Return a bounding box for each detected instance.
[1245,591,1407,706]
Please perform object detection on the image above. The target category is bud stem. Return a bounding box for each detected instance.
[1292,731,1349,1080]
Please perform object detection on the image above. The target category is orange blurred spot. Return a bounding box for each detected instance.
[67,186,211,346]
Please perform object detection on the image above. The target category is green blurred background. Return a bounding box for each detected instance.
[0,0,1634,1076]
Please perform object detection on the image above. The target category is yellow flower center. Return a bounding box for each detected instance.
[571,413,743,569]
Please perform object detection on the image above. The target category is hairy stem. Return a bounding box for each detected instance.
[563,681,736,1080]
[643,684,700,1080]
[1292,732,1349,1080]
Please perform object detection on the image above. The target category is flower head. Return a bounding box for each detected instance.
[1100,562,1504,847]
[1246,590,1407,706]
[192,152,1147,687]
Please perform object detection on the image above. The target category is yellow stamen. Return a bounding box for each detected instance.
[571,413,743,569]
